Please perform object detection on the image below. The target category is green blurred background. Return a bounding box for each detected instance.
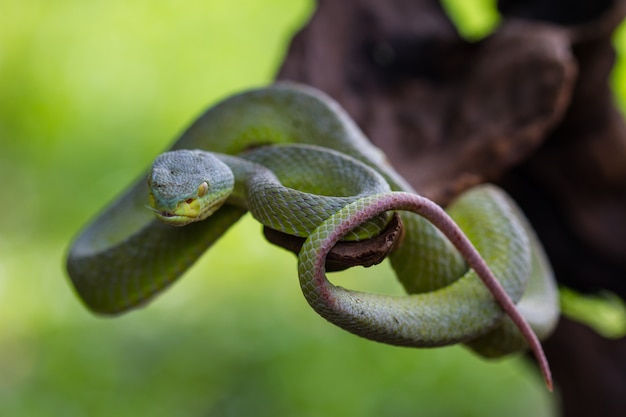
[2,1,625,416]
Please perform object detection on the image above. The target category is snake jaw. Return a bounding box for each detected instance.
[153,210,193,226]
[149,193,228,227]
[152,198,203,226]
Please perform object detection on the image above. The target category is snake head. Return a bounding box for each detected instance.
[147,150,234,226]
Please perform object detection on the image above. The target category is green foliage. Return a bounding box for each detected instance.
[560,287,626,339]
[613,22,626,112]
[441,0,501,40]
[13,0,626,415]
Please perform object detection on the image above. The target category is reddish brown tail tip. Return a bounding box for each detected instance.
[541,359,554,392]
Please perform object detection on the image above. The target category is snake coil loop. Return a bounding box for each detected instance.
[66,83,559,390]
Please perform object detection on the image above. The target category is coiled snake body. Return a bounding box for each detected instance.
[67,83,559,389]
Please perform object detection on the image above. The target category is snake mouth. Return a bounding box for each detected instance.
[144,202,198,226]
[153,209,195,226]
[148,197,226,227]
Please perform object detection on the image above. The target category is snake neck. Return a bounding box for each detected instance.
[214,153,275,210]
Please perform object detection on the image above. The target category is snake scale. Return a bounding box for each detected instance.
[66,83,559,390]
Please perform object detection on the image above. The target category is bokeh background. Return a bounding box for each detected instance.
[2,1,625,416]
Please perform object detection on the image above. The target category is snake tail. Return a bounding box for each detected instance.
[298,191,552,391]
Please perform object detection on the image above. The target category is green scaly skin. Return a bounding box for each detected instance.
[66,83,559,389]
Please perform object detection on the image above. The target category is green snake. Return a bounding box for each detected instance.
[66,83,559,390]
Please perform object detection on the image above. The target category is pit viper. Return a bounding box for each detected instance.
[66,83,559,389]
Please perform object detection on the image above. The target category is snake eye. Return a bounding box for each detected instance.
[197,181,209,197]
